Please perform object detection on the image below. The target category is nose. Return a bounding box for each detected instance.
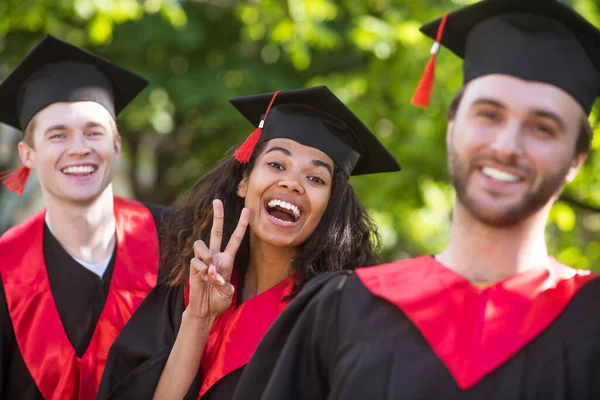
[489,120,524,164]
[67,132,91,156]
[277,172,305,195]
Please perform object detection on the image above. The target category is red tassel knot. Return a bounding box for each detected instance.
[234,90,282,163]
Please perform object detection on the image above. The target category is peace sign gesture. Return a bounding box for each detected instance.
[187,199,249,323]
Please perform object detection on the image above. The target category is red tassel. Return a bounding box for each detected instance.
[411,12,450,108]
[411,53,438,107]
[233,125,263,163]
[0,166,30,196]
[233,90,282,163]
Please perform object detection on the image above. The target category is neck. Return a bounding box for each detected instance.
[243,234,297,301]
[43,186,116,264]
[436,198,551,283]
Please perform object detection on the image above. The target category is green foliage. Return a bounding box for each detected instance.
[0,0,598,271]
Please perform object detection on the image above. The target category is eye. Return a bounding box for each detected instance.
[86,131,104,137]
[308,176,326,185]
[49,133,66,140]
[476,109,499,121]
[267,161,285,170]
[532,123,556,137]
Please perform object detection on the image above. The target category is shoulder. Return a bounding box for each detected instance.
[0,214,41,247]
[562,275,600,326]
[291,270,379,319]
[141,202,175,236]
[297,270,355,303]
[146,280,185,306]
[142,203,174,220]
[123,280,186,331]
[297,266,406,304]
[0,214,44,271]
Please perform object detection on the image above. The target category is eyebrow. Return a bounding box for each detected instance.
[471,98,507,109]
[266,146,292,156]
[44,124,69,135]
[471,98,566,131]
[311,159,334,176]
[84,121,108,129]
[266,146,334,176]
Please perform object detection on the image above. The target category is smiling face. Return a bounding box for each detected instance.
[447,74,588,227]
[18,101,121,206]
[237,138,334,249]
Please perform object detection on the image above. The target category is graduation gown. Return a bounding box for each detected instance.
[96,272,297,400]
[232,256,600,400]
[0,197,169,400]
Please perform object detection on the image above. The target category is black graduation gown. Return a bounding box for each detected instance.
[232,264,600,400]
[0,203,169,400]
[96,274,260,400]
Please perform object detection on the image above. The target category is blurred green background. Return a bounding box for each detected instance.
[0,0,598,271]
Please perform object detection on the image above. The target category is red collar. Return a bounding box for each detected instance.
[356,256,597,389]
[184,272,297,398]
[0,197,159,400]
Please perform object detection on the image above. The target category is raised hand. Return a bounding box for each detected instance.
[187,199,249,323]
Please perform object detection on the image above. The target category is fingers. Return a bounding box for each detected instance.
[193,239,212,265]
[190,257,209,282]
[224,208,249,255]
[210,199,224,253]
[207,264,225,285]
[208,265,235,297]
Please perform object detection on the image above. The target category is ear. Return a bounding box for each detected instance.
[113,134,122,158]
[446,120,454,149]
[564,150,588,184]
[237,174,249,198]
[17,141,36,169]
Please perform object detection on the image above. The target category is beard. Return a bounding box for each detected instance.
[447,142,571,227]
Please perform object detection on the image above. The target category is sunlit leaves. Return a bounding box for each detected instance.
[550,202,577,232]
[87,14,113,44]
[0,0,598,272]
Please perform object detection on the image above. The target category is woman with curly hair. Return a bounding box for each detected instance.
[97,86,400,400]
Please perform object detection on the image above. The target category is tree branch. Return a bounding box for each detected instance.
[558,194,600,213]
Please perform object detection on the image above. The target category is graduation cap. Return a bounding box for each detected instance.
[411,0,600,114]
[229,86,401,177]
[0,34,148,195]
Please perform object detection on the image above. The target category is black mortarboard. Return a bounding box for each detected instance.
[413,0,600,114]
[0,34,148,131]
[229,86,401,177]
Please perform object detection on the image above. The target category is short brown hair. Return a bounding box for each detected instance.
[22,116,38,148]
[448,86,592,155]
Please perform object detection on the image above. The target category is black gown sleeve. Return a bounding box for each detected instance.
[143,203,173,240]
[96,281,202,400]
[231,271,351,400]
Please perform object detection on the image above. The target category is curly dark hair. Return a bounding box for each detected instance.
[160,142,381,298]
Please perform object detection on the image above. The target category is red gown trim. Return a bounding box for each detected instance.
[184,272,296,398]
[0,197,159,400]
[356,256,597,390]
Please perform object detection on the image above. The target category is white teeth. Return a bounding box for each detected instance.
[62,165,96,175]
[481,167,520,183]
[267,199,301,219]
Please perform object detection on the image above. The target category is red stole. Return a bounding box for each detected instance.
[356,256,597,390]
[0,197,159,400]
[184,272,296,398]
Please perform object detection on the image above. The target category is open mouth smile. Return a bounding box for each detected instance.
[480,166,522,183]
[61,164,98,176]
[265,198,302,224]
